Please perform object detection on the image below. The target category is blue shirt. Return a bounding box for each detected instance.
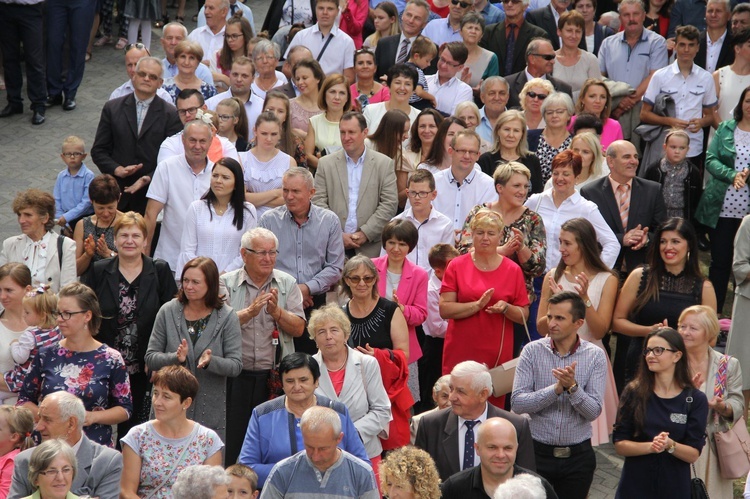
[345,149,366,234]
[161,57,215,85]
[482,1,506,24]
[421,18,463,46]
[598,28,668,89]
[477,107,495,144]
[53,163,95,223]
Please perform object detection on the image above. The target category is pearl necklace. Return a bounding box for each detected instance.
[327,352,348,372]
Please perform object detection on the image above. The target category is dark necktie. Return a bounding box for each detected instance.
[397,38,410,64]
[230,3,237,15]
[505,23,517,76]
[463,420,479,470]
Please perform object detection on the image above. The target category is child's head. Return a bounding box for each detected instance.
[428,243,460,280]
[225,464,259,498]
[60,136,87,171]
[22,285,57,329]
[663,129,690,165]
[0,406,35,452]
[409,36,437,69]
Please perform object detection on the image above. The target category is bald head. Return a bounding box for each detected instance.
[475,418,518,479]
[477,417,517,444]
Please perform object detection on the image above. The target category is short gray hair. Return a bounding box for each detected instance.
[283,167,314,190]
[253,39,281,61]
[241,227,279,250]
[525,38,552,60]
[493,473,547,499]
[171,465,231,499]
[707,0,730,10]
[300,406,342,435]
[184,118,214,135]
[28,439,77,487]
[405,0,431,16]
[480,76,508,95]
[599,11,621,31]
[163,21,188,37]
[618,0,644,12]
[540,92,575,116]
[45,391,85,431]
[433,374,451,394]
[135,56,164,78]
[450,360,492,394]
[217,0,230,10]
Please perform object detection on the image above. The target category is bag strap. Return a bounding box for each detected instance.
[287,410,298,455]
[316,34,334,61]
[57,235,64,270]
[713,354,730,424]
[143,424,199,499]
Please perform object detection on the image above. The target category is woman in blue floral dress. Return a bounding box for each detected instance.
[17,282,133,447]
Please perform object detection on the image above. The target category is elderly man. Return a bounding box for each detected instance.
[505,38,573,109]
[259,167,345,354]
[526,0,573,50]
[109,43,173,102]
[197,0,253,29]
[441,418,558,499]
[422,0,474,45]
[696,0,734,72]
[91,56,182,214]
[221,227,306,465]
[205,57,264,140]
[312,111,399,258]
[261,406,379,499]
[425,42,474,116]
[375,0,432,79]
[161,22,215,85]
[8,392,122,499]
[476,76,510,143]
[189,0,229,66]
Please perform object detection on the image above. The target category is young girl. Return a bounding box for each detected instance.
[367,109,411,209]
[226,464,259,499]
[4,286,60,393]
[124,0,159,50]
[0,406,35,497]
[363,2,400,49]
[216,98,250,152]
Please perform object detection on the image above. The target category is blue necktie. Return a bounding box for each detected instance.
[463,420,479,470]
[505,24,517,76]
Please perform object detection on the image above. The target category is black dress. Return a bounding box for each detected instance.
[345,298,397,351]
[476,151,544,194]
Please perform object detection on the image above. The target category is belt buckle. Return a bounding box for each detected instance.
[553,446,571,458]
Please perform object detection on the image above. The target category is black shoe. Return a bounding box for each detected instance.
[31,109,45,125]
[45,95,63,107]
[0,104,23,117]
[698,232,710,252]
[62,98,76,111]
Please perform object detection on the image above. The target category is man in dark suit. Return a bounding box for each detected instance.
[374,0,431,79]
[91,56,182,215]
[480,0,548,77]
[526,0,572,50]
[505,38,573,109]
[415,360,535,481]
[696,0,734,72]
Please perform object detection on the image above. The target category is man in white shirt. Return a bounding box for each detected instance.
[205,56,264,139]
[697,0,733,73]
[189,0,229,66]
[425,42,473,116]
[197,0,253,29]
[422,0,473,45]
[284,0,356,82]
[109,44,172,102]
[161,22,215,85]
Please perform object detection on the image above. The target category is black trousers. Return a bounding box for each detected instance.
[117,371,150,449]
[0,2,47,110]
[417,335,444,412]
[225,370,270,466]
[534,440,596,499]
[709,216,742,313]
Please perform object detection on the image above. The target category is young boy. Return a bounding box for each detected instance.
[53,136,95,234]
[226,464,259,499]
[406,36,437,110]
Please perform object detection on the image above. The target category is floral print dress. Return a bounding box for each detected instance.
[17,343,133,446]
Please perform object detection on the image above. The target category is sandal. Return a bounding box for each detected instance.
[175,15,185,24]
[114,37,128,50]
[154,14,169,28]
[85,51,92,62]
[93,35,110,47]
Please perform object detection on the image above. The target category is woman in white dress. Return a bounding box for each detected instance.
[0,263,31,406]
[552,11,602,102]
[537,217,619,445]
[712,28,750,137]
[363,64,420,134]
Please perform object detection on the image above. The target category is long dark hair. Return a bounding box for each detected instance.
[202,158,251,230]
[734,85,750,122]
[553,218,617,282]
[264,91,295,156]
[218,14,254,71]
[178,257,223,309]
[422,117,467,168]
[409,108,444,155]
[369,109,409,173]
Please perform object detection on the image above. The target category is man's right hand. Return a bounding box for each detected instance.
[114,163,144,178]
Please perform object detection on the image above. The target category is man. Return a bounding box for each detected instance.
[641,25,717,166]
[312,111,399,258]
[222,227,306,466]
[91,56,182,214]
[668,0,706,38]
[476,76,510,143]
[474,0,505,25]
[505,39,573,109]
[0,0,46,124]
[511,292,607,499]
[598,0,668,143]
[162,22,215,85]
[158,89,239,164]
[261,406,379,499]
[415,361,536,481]
[422,0,474,46]
[375,0,432,79]
[480,0,548,77]
[197,0,253,28]
[109,43,173,102]
[426,42,474,115]
[205,57,264,140]
[8,392,122,499]
[144,120,214,270]
[732,3,750,34]
[284,0,356,82]
[441,418,558,499]
[696,0,734,73]
[526,0,573,50]
[259,167,345,354]
[280,46,314,95]
[189,0,229,66]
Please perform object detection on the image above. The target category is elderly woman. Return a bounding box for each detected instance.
[553,11,602,101]
[573,0,615,55]
[454,102,492,153]
[73,174,122,276]
[379,446,441,499]
[23,439,78,499]
[239,352,369,488]
[535,92,575,184]
[678,305,744,498]
[18,282,132,445]
[121,366,223,499]
[571,79,624,151]
[311,304,391,477]
[519,78,554,131]
[145,257,242,441]
[211,16,254,91]
[305,74,351,171]
[171,466,231,499]
[162,40,217,103]
[404,109,444,169]
[350,48,390,110]
[0,190,76,293]
[290,59,324,137]
[363,64,421,133]
[251,40,286,100]
[409,375,450,444]
[460,13,499,92]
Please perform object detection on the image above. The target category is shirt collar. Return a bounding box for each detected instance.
[448,167,477,185]
[618,28,648,43]
[549,334,582,357]
[136,95,155,106]
[240,267,275,289]
[345,148,366,167]
[708,29,727,45]
[313,23,340,36]
[525,67,546,82]
[64,165,87,178]
[609,175,633,190]
[457,403,489,428]
[285,203,314,225]
[669,59,697,76]
[401,206,438,222]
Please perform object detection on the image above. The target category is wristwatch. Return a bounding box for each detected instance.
[565,383,578,394]
[584,299,592,308]
[667,442,676,454]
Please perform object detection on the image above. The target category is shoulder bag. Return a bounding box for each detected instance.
[490,306,530,398]
[687,392,710,499]
[712,354,750,479]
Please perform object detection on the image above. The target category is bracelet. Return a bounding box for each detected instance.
[501,303,509,314]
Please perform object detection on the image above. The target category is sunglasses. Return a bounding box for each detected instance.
[346,275,376,284]
[125,42,150,55]
[527,91,548,100]
[451,0,472,7]
[531,53,556,61]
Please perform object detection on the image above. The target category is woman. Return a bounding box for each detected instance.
[305,74,351,171]
[477,110,543,192]
[418,116,466,174]
[242,112,296,217]
[695,87,750,314]
[405,109,444,171]
[613,217,716,386]
[363,1,400,49]
[538,218,619,445]
[536,92,574,184]
[368,110,412,209]
[363,64,420,134]
[644,0,672,38]
[212,15,254,91]
[571,79,624,151]
[178,158,257,277]
[543,131,609,189]
[409,375,450,444]
[171,466,231,499]
[73,174,121,276]
[240,352,371,488]
[712,28,750,130]
[120,366,223,499]
[518,78,554,131]
[728,213,750,414]
[19,282,133,446]
[23,439,78,499]
[251,40,286,100]
[162,41,217,103]
[613,328,708,498]
[0,190,76,293]
[82,212,178,440]
[454,102,492,153]
[261,91,308,169]
[145,257,243,441]
[310,304,391,473]
[573,0,614,55]
[339,0,369,49]
[678,305,744,498]
[289,59,324,137]
[0,264,31,406]
[440,209,529,404]
[459,13,499,91]
[350,48,390,110]
[379,446,441,499]
[553,11,602,101]
[215,97,250,152]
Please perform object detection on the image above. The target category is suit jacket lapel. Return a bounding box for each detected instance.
[601,180,624,234]
[124,94,138,137]
[335,150,350,206]
[442,413,461,475]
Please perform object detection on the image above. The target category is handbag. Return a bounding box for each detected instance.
[691,463,710,499]
[712,355,750,479]
[490,306,530,398]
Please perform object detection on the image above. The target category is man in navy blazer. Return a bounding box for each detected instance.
[526,0,573,50]
[696,0,734,72]
[374,0,431,79]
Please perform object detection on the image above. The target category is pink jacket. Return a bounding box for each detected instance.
[339,0,369,49]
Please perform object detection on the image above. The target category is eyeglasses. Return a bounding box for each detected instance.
[217,114,236,121]
[38,467,74,478]
[62,152,85,158]
[345,275,376,284]
[177,107,200,117]
[136,70,161,81]
[451,0,472,7]
[438,56,462,68]
[125,42,149,54]
[531,53,556,61]
[643,346,678,357]
[225,33,244,40]
[244,249,279,257]
[52,310,87,321]
[526,91,548,100]
[407,190,433,199]
[544,108,568,116]
[454,148,480,156]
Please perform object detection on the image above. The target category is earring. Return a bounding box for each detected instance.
[687,251,690,261]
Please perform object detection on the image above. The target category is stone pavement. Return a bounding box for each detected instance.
[0,5,624,496]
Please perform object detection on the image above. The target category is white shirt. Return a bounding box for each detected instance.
[251,71,288,100]
[147,155,213,270]
[205,90,265,140]
[457,404,489,469]
[705,30,727,74]
[383,207,454,270]
[423,270,448,338]
[424,74,473,116]
[196,1,254,28]
[345,149,366,233]
[109,80,173,102]
[188,25,226,64]
[157,132,239,165]
[284,24,355,76]
[428,167,496,230]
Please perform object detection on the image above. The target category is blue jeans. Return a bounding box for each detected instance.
[0,2,46,109]
[46,0,97,98]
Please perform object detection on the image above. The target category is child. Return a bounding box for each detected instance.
[406,36,437,110]
[53,136,95,236]
[226,464,259,499]
[5,286,61,394]
[641,129,703,221]
[124,0,160,50]
[0,406,35,498]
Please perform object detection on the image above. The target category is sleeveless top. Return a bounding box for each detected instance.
[241,149,291,218]
[632,266,704,329]
[309,113,343,152]
[82,217,117,263]
[558,271,612,343]
[717,67,750,124]
[345,298,398,352]
[289,99,321,134]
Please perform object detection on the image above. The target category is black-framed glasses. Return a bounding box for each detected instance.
[62,152,85,158]
[527,91,548,100]
[345,275,376,284]
[407,190,434,199]
[643,346,678,357]
[224,33,243,40]
[177,107,199,117]
[531,53,556,61]
[245,249,279,257]
[52,310,87,321]
[451,0,472,7]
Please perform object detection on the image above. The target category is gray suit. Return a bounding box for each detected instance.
[312,147,398,258]
[9,435,122,499]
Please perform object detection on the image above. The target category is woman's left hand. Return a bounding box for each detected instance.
[197,349,212,369]
[356,343,376,356]
[709,395,731,417]
[573,272,589,298]
[392,293,405,313]
[650,431,671,453]
[95,235,113,259]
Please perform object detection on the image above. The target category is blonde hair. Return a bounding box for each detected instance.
[379,446,441,499]
[469,208,505,232]
[61,136,85,151]
[678,305,721,343]
[493,161,531,186]
[308,303,351,340]
[664,128,691,147]
[519,78,554,112]
[0,406,35,451]
[569,132,604,178]
[490,110,529,156]
[22,285,58,329]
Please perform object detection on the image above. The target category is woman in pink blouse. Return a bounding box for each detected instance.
[570,78,624,151]
[339,0,370,48]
